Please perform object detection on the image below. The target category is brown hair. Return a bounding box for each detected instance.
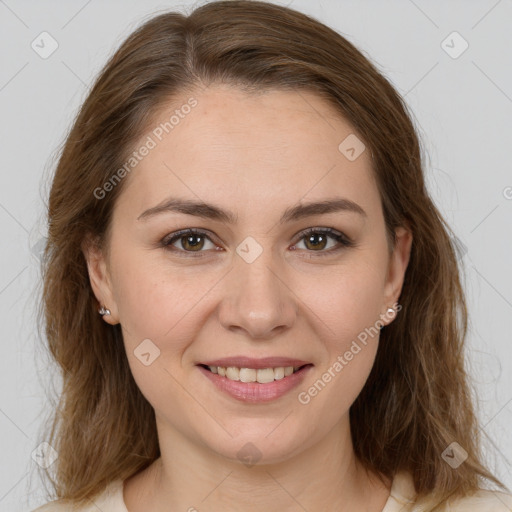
[37,0,503,508]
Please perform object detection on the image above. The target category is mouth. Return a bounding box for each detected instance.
[198,363,312,383]
[196,358,314,403]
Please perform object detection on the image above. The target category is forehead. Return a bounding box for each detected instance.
[116,84,380,222]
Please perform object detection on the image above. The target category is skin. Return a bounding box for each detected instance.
[84,84,412,512]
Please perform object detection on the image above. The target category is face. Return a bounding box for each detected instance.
[85,84,412,465]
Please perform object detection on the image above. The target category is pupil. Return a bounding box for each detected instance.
[307,233,326,250]
[184,235,203,250]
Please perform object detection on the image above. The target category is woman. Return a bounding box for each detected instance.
[33,1,512,511]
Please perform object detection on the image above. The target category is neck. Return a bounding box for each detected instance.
[124,416,391,512]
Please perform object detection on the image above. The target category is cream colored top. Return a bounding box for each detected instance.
[32,471,512,511]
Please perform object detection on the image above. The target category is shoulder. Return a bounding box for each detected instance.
[387,471,512,512]
[443,488,512,511]
[30,479,127,512]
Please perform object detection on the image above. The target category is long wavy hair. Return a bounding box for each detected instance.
[37,0,503,508]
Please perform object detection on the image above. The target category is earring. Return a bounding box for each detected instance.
[98,305,111,316]
[380,304,400,329]
[387,303,401,315]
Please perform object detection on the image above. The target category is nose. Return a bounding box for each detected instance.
[217,249,298,340]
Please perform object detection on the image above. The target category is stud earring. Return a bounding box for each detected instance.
[380,304,400,330]
[387,303,401,316]
[98,305,111,316]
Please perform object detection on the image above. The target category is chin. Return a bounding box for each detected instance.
[203,422,313,467]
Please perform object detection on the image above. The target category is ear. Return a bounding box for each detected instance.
[81,234,119,325]
[380,225,412,326]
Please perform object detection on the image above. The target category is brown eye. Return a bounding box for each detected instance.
[303,232,329,251]
[177,233,206,251]
[293,228,354,255]
[162,229,217,255]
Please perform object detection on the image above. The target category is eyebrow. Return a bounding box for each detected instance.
[137,196,366,224]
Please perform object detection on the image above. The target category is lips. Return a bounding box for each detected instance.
[197,362,313,403]
[195,356,313,402]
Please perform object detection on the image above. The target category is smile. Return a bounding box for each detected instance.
[200,364,308,383]
[196,362,313,403]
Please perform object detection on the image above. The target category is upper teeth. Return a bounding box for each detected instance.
[208,366,300,383]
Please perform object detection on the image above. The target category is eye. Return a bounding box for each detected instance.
[161,228,218,256]
[291,227,354,256]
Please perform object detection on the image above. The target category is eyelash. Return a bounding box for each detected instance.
[160,227,355,258]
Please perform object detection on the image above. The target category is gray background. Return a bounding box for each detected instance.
[0,0,511,510]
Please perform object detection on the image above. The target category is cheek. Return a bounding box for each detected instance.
[304,254,387,342]
[296,253,386,403]
[111,243,216,342]
[111,250,213,414]
[295,270,384,416]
